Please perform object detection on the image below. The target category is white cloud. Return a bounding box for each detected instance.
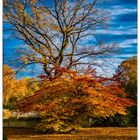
[93,54,136,77]
[107,6,136,16]
[114,54,137,58]
[91,57,123,77]
[95,28,136,35]
[119,39,137,48]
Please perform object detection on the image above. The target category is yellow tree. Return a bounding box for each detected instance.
[3,65,40,108]
[3,65,16,107]
[14,77,40,102]
[4,0,118,76]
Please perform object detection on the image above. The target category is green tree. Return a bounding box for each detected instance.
[116,56,137,126]
[117,56,137,101]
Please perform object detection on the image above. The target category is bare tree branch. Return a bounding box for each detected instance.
[4,0,117,76]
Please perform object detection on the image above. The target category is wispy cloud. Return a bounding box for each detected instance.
[113,54,136,58]
[119,39,137,48]
[95,28,136,35]
[93,57,126,77]
[109,6,136,16]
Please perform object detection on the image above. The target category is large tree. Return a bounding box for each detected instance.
[4,0,117,76]
[17,68,135,133]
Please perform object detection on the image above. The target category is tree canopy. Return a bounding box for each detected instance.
[115,56,137,101]
[112,56,137,127]
[4,0,118,76]
[17,68,135,132]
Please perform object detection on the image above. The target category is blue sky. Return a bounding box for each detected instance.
[3,0,137,79]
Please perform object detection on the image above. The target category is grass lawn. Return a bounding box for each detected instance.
[5,127,137,140]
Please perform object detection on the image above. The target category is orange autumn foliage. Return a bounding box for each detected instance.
[16,68,135,132]
[17,68,135,131]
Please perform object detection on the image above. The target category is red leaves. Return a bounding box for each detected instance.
[72,98,83,104]
[38,75,49,79]
[17,68,136,118]
[115,98,136,107]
